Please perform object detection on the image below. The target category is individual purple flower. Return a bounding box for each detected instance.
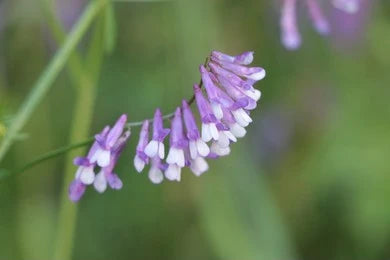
[194,84,220,142]
[134,120,150,172]
[90,114,127,167]
[165,108,187,181]
[221,107,247,138]
[211,50,254,65]
[93,130,130,193]
[211,57,266,82]
[182,100,210,160]
[144,108,170,159]
[280,0,301,50]
[332,0,360,14]
[307,0,331,35]
[148,156,165,184]
[73,126,109,185]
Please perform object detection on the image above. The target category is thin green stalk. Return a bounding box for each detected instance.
[53,15,106,260]
[0,0,107,163]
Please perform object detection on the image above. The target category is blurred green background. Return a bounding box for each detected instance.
[0,0,390,259]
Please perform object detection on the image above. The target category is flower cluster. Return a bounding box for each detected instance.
[69,50,265,202]
[280,0,360,50]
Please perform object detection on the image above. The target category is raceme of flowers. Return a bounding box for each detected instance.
[69,50,266,202]
[280,0,361,50]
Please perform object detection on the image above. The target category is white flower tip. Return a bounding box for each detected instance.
[144,140,158,158]
[250,69,266,81]
[166,148,185,168]
[230,123,247,138]
[80,167,95,185]
[96,149,111,167]
[134,156,145,173]
[190,157,209,176]
[158,142,165,159]
[211,142,231,156]
[149,168,164,184]
[165,164,181,181]
[93,172,107,193]
[196,139,210,157]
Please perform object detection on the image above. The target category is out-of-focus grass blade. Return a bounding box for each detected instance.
[104,3,117,54]
[0,0,107,164]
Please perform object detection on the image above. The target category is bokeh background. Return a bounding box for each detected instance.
[1,0,390,259]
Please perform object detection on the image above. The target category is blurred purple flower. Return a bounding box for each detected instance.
[278,0,365,50]
[330,0,372,51]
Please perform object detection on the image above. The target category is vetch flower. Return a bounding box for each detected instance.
[165,108,187,181]
[134,120,149,172]
[144,108,170,159]
[148,156,165,184]
[221,107,247,138]
[194,84,220,142]
[182,100,210,160]
[280,0,301,50]
[91,114,127,167]
[307,0,331,35]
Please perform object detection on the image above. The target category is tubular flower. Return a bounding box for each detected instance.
[69,50,265,201]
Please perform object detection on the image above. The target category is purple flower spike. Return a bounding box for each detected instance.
[91,114,127,168]
[148,156,164,184]
[134,120,150,173]
[182,100,210,159]
[307,0,331,35]
[69,179,86,202]
[194,84,220,143]
[211,58,266,82]
[212,50,254,65]
[332,0,360,14]
[165,108,187,181]
[144,109,170,159]
[281,0,301,50]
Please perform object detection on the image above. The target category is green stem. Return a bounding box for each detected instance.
[52,6,107,260]
[0,0,107,163]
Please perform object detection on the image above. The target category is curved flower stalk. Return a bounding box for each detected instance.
[279,0,361,50]
[69,50,266,202]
